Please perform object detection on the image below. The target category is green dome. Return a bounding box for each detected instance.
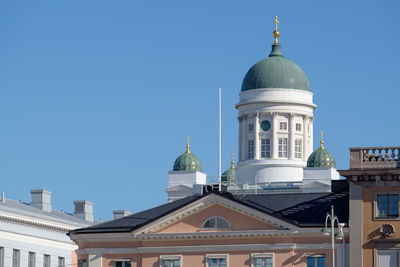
[307,143,336,168]
[222,167,236,184]
[173,149,202,172]
[241,44,310,92]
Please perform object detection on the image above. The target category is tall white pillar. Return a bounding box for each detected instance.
[254,113,260,160]
[241,115,247,161]
[238,117,242,161]
[303,115,308,160]
[271,112,278,159]
[309,117,314,158]
[289,113,295,160]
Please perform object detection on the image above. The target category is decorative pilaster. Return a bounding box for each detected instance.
[309,116,314,159]
[289,113,295,160]
[241,115,247,161]
[303,115,308,160]
[238,117,242,161]
[271,112,278,159]
[254,113,260,160]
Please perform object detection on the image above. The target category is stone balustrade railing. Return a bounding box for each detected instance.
[349,147,400,169]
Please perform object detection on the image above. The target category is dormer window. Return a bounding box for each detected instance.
[202,216,230,229]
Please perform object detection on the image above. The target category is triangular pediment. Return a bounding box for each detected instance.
[132,193,297,236]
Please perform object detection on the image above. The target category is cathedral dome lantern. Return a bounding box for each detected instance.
[172,135,202,172]
[307,131,336,168]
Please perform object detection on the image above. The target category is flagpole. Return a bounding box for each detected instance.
[218,85,222,192]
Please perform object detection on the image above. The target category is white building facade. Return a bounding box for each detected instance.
[0,189,96,267]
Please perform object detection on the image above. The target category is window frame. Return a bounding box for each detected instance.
[0,247,4,267]
[248,140,255,159]
[113,259,132,267]
[159,255,181,267]
[248,123,254,132]
[28,252,36,267]
[58,257,65,267]
[251,253,274,267]
[294,138,302,159]
[201,216,231,229]
[206,254,228,267]
[278,138,288,158]
[43,254,51,267]
[261,138,270,158]
[279,122,288,131]
[12,249,20,267]
[306,254,325,267]
[374,191,400,220]
[295,123,302,132]
[78,259,87,267]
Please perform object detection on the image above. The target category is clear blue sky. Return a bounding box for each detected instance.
[0,1,399,221]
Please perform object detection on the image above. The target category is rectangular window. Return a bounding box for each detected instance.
[114,261,131,267]
[78,260,87,267]
[307,255,325,267]
[278,138,288,158]
[0,247,4,267]
[378,250,398,267]
[58,257,65,267]
[295,139,302,159]
[248,123,254,132]
[29,252,36,267]
[44,255,50,267]
[248,140,254,159]
[12,249,20,267]
[252,253,273,267]
[261,139,270,158]
[378,194,399,216]
[207,255,227,267]
[279,122,287,130]
[296,123,302,131]
[160,256,181,267]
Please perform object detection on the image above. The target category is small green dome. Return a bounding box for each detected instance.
[307,142,336,168]
[172,140,202,172]
[222,167,236,184]
[241,44,310,92]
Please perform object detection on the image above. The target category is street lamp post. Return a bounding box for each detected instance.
[321,205,344,267]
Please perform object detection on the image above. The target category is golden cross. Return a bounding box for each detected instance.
[186,134,191,153]
[320,130,324,149]
[274,16,279,31]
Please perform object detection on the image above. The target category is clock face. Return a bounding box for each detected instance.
[260,120,271,131]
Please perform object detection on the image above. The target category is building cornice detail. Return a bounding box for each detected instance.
[76,242,334,255]
[0,211,81,232]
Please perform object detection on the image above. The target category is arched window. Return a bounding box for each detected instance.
[202,216,230,229]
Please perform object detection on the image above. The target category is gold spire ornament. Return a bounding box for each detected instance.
[273,16,280,44]
[231,151,235,168]
[186,134,191,153]
[320,130,324,149]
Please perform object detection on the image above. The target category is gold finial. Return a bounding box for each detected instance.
[186,134,191,153]
[231,151,235,168]
[320,130,324,149]
[273,16,280,44]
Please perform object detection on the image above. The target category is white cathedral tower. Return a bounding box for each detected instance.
[236,17,316,184]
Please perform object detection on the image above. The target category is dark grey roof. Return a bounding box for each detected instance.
[69,196,200,234]
[0,198,95,227]
[70,181,349,235]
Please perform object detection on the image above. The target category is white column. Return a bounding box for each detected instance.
[254,113,260,160]
[241,115,247,161]
[309,117,314,158]
[88,253,102,267]
[303,115,308,160]
[238,117,242,162]
[289,113,295,160]
[271,112,278,159]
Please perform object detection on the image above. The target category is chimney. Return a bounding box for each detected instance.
[113,210,132,220]
[30,189,52,212]
[73,200,94,222]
